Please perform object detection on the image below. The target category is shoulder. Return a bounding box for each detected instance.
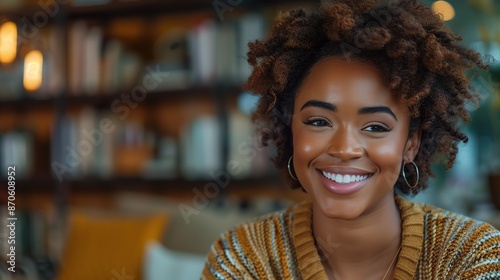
[201,202,304,279]
[402,197,500,246]
[397,195,499,237]
[424,204,500,277]
[400,197,500,277]
[217,202,297,246]
[419,202,499,239]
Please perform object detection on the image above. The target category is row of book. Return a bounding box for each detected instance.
[48,106,274,181]
[0,106,274,181]
[66,12,265,95]
[50,108,154,180]
[0,9,265,100]
[180,110,273,180]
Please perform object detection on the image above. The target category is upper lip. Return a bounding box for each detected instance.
[317,167,373,175]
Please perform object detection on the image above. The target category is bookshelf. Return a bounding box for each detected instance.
[1,0,314,188]
[0,1,314,276]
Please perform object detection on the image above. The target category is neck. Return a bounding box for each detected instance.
[312,194,402,279]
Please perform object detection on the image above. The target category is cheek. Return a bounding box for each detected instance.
[292,127,329,166]
[369,138,405,185]
[293,134,316,154]
[292,130,324,187]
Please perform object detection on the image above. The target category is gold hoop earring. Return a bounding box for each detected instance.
[402,160,419,189]
[287,156,298,181]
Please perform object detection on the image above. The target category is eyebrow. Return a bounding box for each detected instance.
[300,100,398,121]
[358,106,398,121]
[300,100,337,112]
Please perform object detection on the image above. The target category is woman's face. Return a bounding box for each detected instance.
[292,56,420,219]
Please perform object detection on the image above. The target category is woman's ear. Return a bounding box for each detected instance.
[403,129,421,162]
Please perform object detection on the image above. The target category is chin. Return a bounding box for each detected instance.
[314,194,365,220]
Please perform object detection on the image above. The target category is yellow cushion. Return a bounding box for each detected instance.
[57,211,169,280]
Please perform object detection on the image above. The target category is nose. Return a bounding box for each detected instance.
[326,126,364,161]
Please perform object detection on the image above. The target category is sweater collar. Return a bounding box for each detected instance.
[291,195,424,280]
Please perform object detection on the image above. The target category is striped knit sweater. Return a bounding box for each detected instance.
[201,196,500,279]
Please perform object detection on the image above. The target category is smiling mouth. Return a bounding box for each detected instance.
[321,171,373,184]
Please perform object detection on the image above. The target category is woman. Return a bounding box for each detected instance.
[202,0,500,279]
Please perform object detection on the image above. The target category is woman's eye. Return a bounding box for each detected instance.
[363,124,391,132]
[304,118,331,127]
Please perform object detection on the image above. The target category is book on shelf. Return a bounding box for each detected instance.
[180,115,223,180]
[76,107,98,176]
[236,13,265,84]
[0,62,23,100]
[188,18,217,86]
[227,111,254,179]
[215,20,239,85]
[101,39,123,94]
[69,22,106,95]
[0,130,33,179]
[115,52,141,93]
[93,112,116,178]
[83,26,102,94]
[43,25,65,96]
[50,113,79,181]
[68,21,87,95]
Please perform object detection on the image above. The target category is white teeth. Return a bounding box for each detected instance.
[335,174,343,183]
[343,174,350,184]
[321,171,370,184]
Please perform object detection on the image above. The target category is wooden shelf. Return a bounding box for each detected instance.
[0,86,240,109]
[68,0,214,19]
[4,176,281,192]
[0,0,306,21]
[1,177,57,191]
[0,0,213,20]
[70,176,281,190]
[64,86,231,105]
[0,96,56,109]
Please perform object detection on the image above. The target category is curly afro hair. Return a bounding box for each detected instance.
[244,0,489,195]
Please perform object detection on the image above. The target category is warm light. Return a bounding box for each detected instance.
[432,1,455,21]
[0,21,18,64]
[23,50,43,92]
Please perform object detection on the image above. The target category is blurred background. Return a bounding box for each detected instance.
[0,0,498,279]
